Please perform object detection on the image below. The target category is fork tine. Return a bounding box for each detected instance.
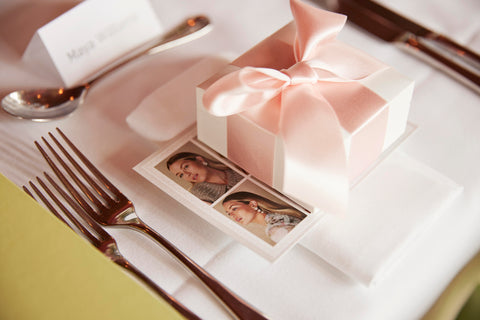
[55,127,122,196]
[36,137,106,211]
[22,185,35,199]
[43,173,111,245]
[48,131,115,204]
[25,181,68,226]
[27,176,102,247]
[35,138,102,216]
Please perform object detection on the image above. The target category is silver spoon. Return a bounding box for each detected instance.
[2,16,211,121]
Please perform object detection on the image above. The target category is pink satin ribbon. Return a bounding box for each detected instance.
[203,0,387,214]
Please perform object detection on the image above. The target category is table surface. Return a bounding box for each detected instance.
[0,0,479,319]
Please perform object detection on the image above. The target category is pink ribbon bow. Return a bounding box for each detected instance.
[202,0,387,214]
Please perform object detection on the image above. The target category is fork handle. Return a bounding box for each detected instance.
[132,223,269,320]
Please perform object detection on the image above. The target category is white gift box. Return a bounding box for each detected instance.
[196,22,414,211]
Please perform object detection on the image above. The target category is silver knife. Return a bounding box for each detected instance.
[316,0,480,94]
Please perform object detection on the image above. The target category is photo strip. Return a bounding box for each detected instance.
[134,127,323,261]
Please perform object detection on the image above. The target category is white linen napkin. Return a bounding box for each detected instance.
[301,150,462,286]
[126,56,230,142]
[127,58,463,286]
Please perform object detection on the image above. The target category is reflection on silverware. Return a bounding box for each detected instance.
[319,0,480,94]
[2,16,212,121]
[33,128,269,320]
[23,176,201,320]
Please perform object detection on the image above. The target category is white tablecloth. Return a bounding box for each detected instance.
[0,0,479,319]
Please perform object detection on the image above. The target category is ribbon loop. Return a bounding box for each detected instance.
[292,0,346,61]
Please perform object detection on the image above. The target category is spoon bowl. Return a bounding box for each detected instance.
[2,16,211,121]
[2,86,88,121]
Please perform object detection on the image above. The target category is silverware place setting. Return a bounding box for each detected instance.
[24,128,268,320]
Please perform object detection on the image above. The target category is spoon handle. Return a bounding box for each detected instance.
[88,16,211,86]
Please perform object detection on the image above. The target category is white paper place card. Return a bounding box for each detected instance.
[23,0,163,87]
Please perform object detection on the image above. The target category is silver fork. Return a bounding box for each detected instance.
[24,174,201,320]
[35,128,268,320]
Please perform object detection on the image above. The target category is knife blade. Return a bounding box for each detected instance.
[316,0,480,94]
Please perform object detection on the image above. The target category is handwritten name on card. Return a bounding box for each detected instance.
[23,0,163,87]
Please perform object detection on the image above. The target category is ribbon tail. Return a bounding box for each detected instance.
[280,85,349,214]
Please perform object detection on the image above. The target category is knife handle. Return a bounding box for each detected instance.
[432,34,480,64]
[332,0,480,94]
[398,33,480,94]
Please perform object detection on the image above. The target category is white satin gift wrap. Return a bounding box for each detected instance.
[196,0,414,214]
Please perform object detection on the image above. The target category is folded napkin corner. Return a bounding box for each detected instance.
[126,56,231,142]
[301,151,463,286]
